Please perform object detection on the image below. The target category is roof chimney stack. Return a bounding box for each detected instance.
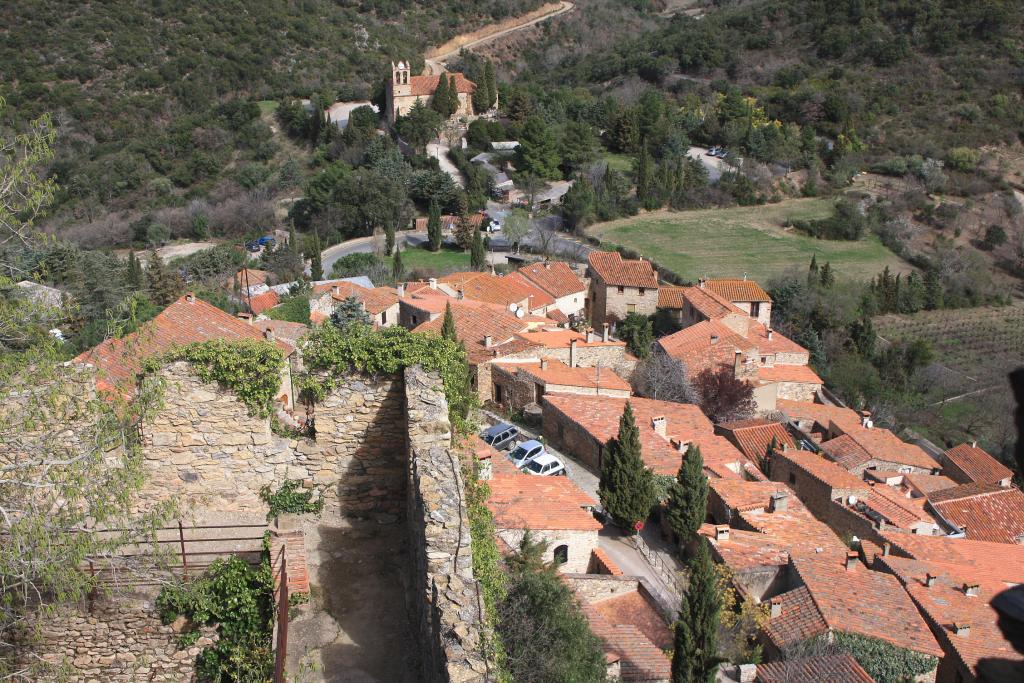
[769,491,789,512]
[484,335,492,348]
[586,329,595,343]
[397,283,405,297]
[767,329,773,341]
[710,334,719,345]
[925,573,937,588]
[651,416,667,437]
[770,597,782,618]
[186,291,196,303]
[602,323,609,342]
[263,329,274,342]
[540,358,548,371]
[845,551,859,571]
[954,622,971,637]
[971,440,977,448]
[670,438,689,452]
[237,312,254,324]
[428,277,437,290]
[714,524,730,542]
[964,583,980,597]
[734,349,743,375]
[569,339,578,368]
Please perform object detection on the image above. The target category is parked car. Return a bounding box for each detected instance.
[706,146,720,157]
[257,235,277,247]
[244,241,261,252]
[509,439,545,468]
[522,453,566,476]
[480,422,520,451]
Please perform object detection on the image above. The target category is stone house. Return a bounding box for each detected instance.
[386,61,477,124]
[940,442,1014,487]
[715,418,797,464]
[587,251,659,328]
[439,271,555,316]
[511,261,588,321]
[489,358,631,412]
[700,278,773,328]
[309,281,400,328]
[925,482,1024,543]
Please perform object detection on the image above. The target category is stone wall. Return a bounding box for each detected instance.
[17,591,216,682]
[404,366,489,683]
[589,279,658,327]
[495,528,599,574]
[543,398,605,471]
[140,362,405,517]
[775,380,819,402]
[477,343,634,403]
[564,574,640,603]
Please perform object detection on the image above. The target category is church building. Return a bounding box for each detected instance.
[386,60,478,124]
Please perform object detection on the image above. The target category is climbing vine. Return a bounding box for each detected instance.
[259,479,325,519]
[147,339,285,418]
[299,323,477,433]
[831,631,938,683]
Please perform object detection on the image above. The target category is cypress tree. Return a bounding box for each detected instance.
[145,253,182,307]
[392,243,404,281]
[807,254,819,285]
[635,144,659,210]
[384,223,396,256]
[923,267,943,310]
[671,539,722,683]
[427,198,443,251]
[433,74,451,117]
[310,230,324,281]
[664,444,708,542]
[819,261,835,288]
[454,213,475,250]
[289,224,298,256]
[441,302,457,342]
[484,60,497,109]
[125,251,144,290]
[447,74,460,117]
[599,402,656,530]
[470,227,486,270]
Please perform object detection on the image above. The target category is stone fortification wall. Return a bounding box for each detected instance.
[140,362,405,516]
[404,366,489,683]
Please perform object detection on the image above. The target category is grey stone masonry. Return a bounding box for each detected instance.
[404,366,489,683]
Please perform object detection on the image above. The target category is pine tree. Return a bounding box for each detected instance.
[672,539,722,683]
[392,243,404,281]
[432,74,450,117]
[310,230,324,281]
[664,444,708,542]
[330,296,371,329]
[807,254,819,285]
[470,227,486,270]
[599,402,656,530]
[635,144,659,210]
[384,223,396,256]
[427,198,443,252]
[145,253,182,306]
[447,74,460,117]
[441,302,457,342]
[819,261,835,288]
[454,213,475,250]
[484,60,497,109]
[125,251,144,290]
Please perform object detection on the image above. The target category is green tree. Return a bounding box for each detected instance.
[923,267,943,310]
[470,227,486,270]
[125,250,144,289]
[561,176,596,232]
[599,402,656,530]
[561,121,598,173]
[672,539,722,683]
[807,254,819,285]
[396,100,443,153]
[432,72,452,117]
[330,296,370,329]
[446,74,460,117]
[502,208,530,251]
[484,60,497,109]
[619,312,653,358]
[392,243,404,281]
[310,230,324,281]
[819,261,835,288]
[145,253,183,306]
[664,444,708,542]
[427,197,443,251]
[635,144,660,210]
[454,213,475,250]
[441,302,457,342]
[515,116,561,180]
[384,223,396,257]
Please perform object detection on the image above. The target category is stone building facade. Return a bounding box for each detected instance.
[386,61,477,124]
[586,252,660,327]
[496,527,599,574]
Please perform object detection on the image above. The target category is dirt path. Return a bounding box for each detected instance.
[423,1,575,75]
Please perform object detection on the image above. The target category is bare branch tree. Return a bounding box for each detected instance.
[632,351,698,404]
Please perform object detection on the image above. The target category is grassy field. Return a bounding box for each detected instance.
[587,198,911,283]
[387,245,470,275]
[603,153,634,174]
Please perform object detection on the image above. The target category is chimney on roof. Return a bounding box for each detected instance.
[671,438,689,452]
[237,312,254,324]
[484,335,493,348]
[186,291,196,303]
[714,524,730,542]
[699,278,706,289]
[711,334,719,345]
[964,583,980,597]
[767,328,773,341]
[651,416,667,437]
[263,329,275,342]
[602,323,609,342]
[954,622,971,637]
[540,358,548,371]
[429,278,437,290]
[397,283,405,297]
[586,329,595,343]
[570,339,578,368]
[882,542,890,557]
[925,573,937,588]
[332,285,340,296]
[971,440,977,448]
[769,491,789,512]
[457,290,465,300]
[845,551,859,571]
[734,349,743,375]
[861,414,873,429]
[545,262,551,270]
[769,597,782,618]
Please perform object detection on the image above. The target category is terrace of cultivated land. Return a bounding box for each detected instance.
[586,198,912,283]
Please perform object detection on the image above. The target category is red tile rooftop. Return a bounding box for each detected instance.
[828,425,939,472]
[881,532,1024,582]
[902,472,957,496]
[248,289,280,314]
[702,278,772,303]
[406,71,475,97]
[497,359,631,392]
[716,419,797,462]
[756,364,822,385]
[514,328,625,349]
[927,483,1024,544]
[709,478,792,514]
[486,473,601,532]
[942,442,1014,485]
[588,251,659,289]
[413,303,530,363]
[592,590,672,650]
[763,585,829,649]
[582,603,671,682]
[775,449,872,492]
[657,319,754,374]
[756,654,875,683]
[515,261,586,298]
[859,483,935,529]
[776,399,863,430]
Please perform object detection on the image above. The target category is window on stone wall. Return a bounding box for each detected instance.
[381,311,387,324]
[554,544,569,565]
[617,286,624,294]
[639,288,645,296]
[627,303,636,314]
[494,384,503,404]
[751,302,760,318]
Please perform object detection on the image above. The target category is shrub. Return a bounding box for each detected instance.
[259,479,325,519]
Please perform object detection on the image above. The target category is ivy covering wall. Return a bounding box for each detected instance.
[831,631,938,683]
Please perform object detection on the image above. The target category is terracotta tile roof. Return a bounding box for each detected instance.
[440,271,555,311]
[859,483,935,529]
[657,286,687,309]
[942,443,1015,485]
[486,472,600,531]
[253,320,309,347]
[709,478,791,514]
[588,251,659,289]
[541,395,716,475]
[756,654,875,683]
[497,359,631,392]
[498,271,558,310]
[928,483,1024,543]
[413,302,528,364]
[582,603,671,681]
[545,308,568,323]
[248,289,280,314]
[902,473,957,496]
[716,419,796,462]
[227,268,270,290]
[657,320,755,374]
[516,261,586,298]
[354,286,399,315]
[592,590,672,650]
[747,322,808,356]
[74,294,294,392]
[311,279,369,297]
[790,554,944,657]
[702,278,771,303]
[820,434,875,470]
[825,426,939,472]
[881,532,1024,581]
[877,553,1024,679]
[412,213,483,231]
[513,328,625,350]
[699,435,764,480]
[662,285,745,318]
[406,72,476,97]
[764,585,830,649]
[775,450,872,492]
[776,400,863,432]
[756,364,822,385]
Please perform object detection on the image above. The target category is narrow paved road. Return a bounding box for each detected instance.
[319,231,429,278]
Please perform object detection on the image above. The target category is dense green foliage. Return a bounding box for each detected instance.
[618,312,653,358]
[259,479,325,520]
[266,292,311,324]
[831,631,938,683]
[664,444,708,542]
[599,402,657,529]
[156,556,274,683]
[672,540,722,683]
[299,323,475,432]
[330,295,372,329]
[154,339,285,418]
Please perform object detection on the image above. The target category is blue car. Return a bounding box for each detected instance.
[509,439,546,468]
[257,235,276,247]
